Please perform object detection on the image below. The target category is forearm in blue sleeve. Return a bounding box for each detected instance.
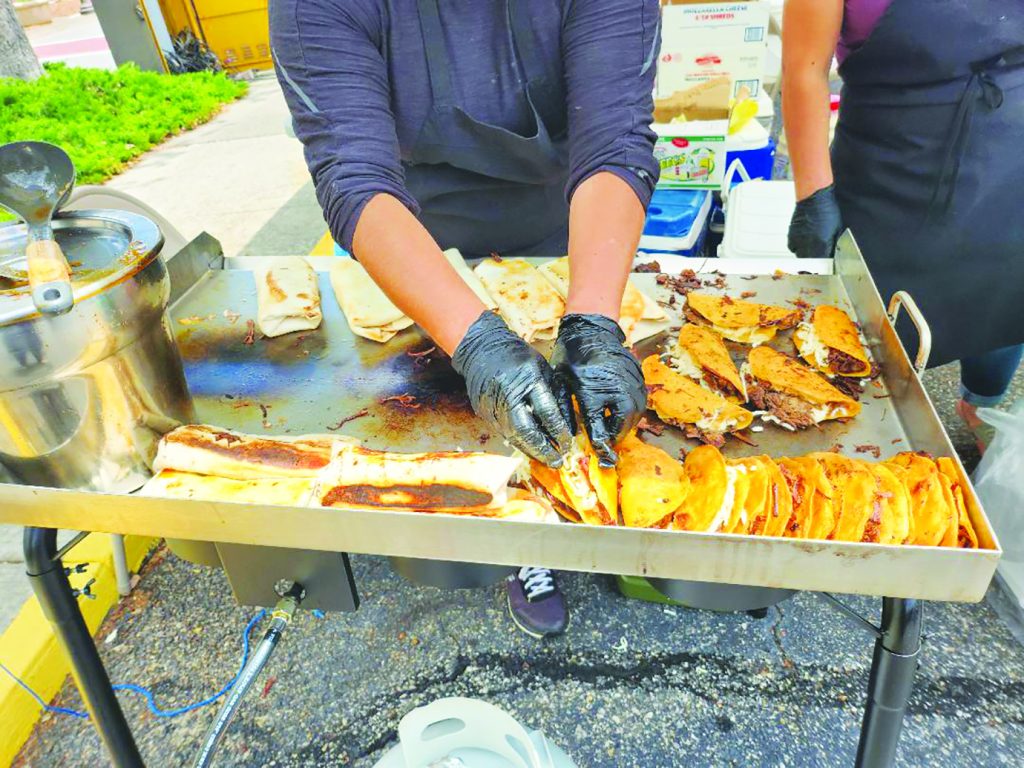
[563,0,661,210]
[269,0,419,251]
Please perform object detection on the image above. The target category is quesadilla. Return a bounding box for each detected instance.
[330,258,414,343]
[867,463,912,545]
[616,432,688,528]
[254,257,322,338]
[153,425,346,480]
[141,469,317,507]
[684,292,803,346]
[556,431,618,526]
[793,305,872,377]
[935,457,979,549]
[537,257,667,344]
[641,355,753,445]
[675,445,734,531]
[886,452,958,547]
[777,456,835,540]
[316,443,523,510]
[474,257,564,342]
[673,324,746,401]
[442,248,498,310]
[808,452,876,542]
[744,346,861,430]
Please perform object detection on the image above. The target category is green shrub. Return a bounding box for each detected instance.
[0,63,248,222]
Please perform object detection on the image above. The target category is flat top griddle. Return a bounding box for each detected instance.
[0,233,1001,602]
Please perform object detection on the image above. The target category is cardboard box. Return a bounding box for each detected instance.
[657,1,770,98]
[653,77,732,189]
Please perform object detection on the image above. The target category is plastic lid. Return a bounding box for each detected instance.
[641,189,712,251]
[0,209,163,325]
[719,180,796,259]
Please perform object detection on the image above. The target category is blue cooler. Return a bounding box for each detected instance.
[724,120,776,185]
[639,188,712,259]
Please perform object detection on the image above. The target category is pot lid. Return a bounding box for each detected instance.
[0,209,163,325]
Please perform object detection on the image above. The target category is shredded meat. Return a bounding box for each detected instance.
[637,416,665,437]
[380,394,420,409]
[740,290,757,299]
[861,499,883,542]
[683,424,726,447]
[855,444,882,459]
[702,369,741,400]
[634,261,661,273]
[683,304,708,326]
[703,273,728,289]
[757,306,801,329]
[832,375,864,400]
[779,464,805,509]
[658,269,704,296]
[746,376,816,429]
[327,409,369,431]
[828,348,866,375]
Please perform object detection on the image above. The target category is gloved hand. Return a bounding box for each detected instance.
[788,184,843,259]
[452,311,572,467]
[550,313,646,467]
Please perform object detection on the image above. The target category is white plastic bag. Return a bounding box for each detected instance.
[974,399,1024,564]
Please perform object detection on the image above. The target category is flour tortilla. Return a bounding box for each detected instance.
[329,258,414,343]
[315,443,523,510]
[153,425,349,480]
[474,257,564,342]
[254,257,322,338]
[141,470,316,507]
[442,248,498,310]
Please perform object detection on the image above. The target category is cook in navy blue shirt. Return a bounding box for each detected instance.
[271,0,660,638]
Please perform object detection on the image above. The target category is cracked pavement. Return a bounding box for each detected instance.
[15,548,1024,767]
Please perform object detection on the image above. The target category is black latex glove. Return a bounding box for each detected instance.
[788,184,843,259]
[550,313,646,467]
[452,311,572,467]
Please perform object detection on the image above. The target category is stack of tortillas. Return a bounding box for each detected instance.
[329,258,415,343]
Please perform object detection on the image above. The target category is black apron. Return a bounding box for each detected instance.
[833,0,1024,367]
[406,0,570,257]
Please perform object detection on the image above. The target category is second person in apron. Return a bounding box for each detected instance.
[271,0,662,638]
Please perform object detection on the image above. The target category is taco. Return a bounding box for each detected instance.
[673,324,746,402]
[793,305,872,377]
[777,456,835,540]
[808,452,876,542]
[527,460,582,523]
[556,431,618,526]
[935,457,979,549]
[674,445,734,532]
[886,452,957,547]
[684,292,803,346]
[616,432,689,528]
[641,355,754,445]
[866,463,912,545]
[744,347,861,430]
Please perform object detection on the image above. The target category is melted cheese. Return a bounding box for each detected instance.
[711,322,775,346]
[707,465,740,533]
[811,404,855,423]
[795,322,831,369]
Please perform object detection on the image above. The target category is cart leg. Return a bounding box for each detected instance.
[855,597,922,768]
[23,527,144,768]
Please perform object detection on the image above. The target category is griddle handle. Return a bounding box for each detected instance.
[887,291,931,374]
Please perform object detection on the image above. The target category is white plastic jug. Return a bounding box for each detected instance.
[373,697,577,768]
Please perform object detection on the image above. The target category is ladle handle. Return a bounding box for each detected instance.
[25,238,74,315]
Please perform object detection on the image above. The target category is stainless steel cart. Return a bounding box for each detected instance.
[3,232,1000,767]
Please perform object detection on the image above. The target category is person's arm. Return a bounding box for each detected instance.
[782,0,843,200]
[562,0,660,317]
[269,0,483,355]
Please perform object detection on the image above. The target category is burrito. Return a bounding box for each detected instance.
[793,305,872,377]
[329,258,414,343]
[474,257,564,342]
[316,443,524,510]
[153,425,345,480]
[777,456,835,540]
[641,355,754,445]
[935,457,979,549]
[886,452,958,547]
[616,432,688,529]
[254,257,322,338]
[442,248,498,310]
[141,469,316,507]
[743,347,861,430]
[537,257,666,344]
[684,292,803,346]
[673,324,746,401]
[808,452,878,542]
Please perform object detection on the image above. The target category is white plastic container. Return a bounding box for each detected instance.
[374,698,578,768]
[718,179,796,259]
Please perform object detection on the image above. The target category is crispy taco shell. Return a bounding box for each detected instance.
[746,347,861,423]
[642,355,754,434]
[777,457,832,539]
[685,292,802,345]
[676,445,731,531]
[793,305,871,377]
[808,452,876,542]
[886,452,957,547]
[557,432,617,526]
[867,463,912,545]
[617,433,688,528]
[674,324,746,401]
[935,457,979,549]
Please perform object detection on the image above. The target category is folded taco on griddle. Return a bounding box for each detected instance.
[886,452,958,547]
[684,292,803,346]
[743,347,861,430]
[866,462,912,545]
[793,305,872,377]
[526,460,581,523]
[674,445,734,531]
[554,431,618,526]
[935,457,979,549]
[642,355,753,446]
[808,452,877,542]
[673,324,746,402]
[777,456,835,540]
[725,456,769,535]
[616,433,688,528]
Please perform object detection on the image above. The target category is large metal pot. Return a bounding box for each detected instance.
[0,209,194,492]
[389,557,513,589]
[649,578,794,612]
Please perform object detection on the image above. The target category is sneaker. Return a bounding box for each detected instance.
[505,567,567,639]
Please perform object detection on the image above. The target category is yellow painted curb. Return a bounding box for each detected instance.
[0,534,157,767]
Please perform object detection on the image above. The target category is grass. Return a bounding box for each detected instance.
[0,63,248,222]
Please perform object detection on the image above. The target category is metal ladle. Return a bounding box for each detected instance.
[0,142,75,314]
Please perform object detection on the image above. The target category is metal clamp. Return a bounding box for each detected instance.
[887,291,931,374]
